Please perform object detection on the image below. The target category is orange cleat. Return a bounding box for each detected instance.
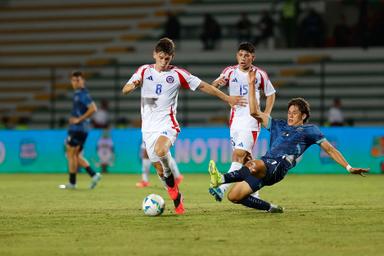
[175,175,184,186]
[174,194,185,215]
[167,185,179,200]
[135,180,150,188]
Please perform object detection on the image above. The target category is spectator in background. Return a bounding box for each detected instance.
[253,11,275,47]
[92,99,110,129]
[162,12,181,42]
[298,9,325,48]
[280,0,300,48]
[236,12,252,43]
[200,14,222,50]
[333,14,351,47]
[328,98,345,126]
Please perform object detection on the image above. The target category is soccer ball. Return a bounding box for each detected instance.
[142,194,165,216]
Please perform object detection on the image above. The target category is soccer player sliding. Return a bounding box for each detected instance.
[208,68,369,213]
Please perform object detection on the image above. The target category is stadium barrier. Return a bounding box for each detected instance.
[0,127,383,174]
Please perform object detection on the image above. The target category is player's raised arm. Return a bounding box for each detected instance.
[122,80,142,95]
[248,69,269,127]
[320,140,369,176]
[198,81,247,108]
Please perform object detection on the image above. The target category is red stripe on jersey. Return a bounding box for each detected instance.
[259,71,265,91]
[229,108,235,127]
[252,131,258,146]
[169,106,180,132]
[173,66,191,75]
[226,71,233,86]
[175,70,190,89]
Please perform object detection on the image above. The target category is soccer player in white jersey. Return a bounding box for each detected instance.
[122,38,246,214]
[209,42,276,202]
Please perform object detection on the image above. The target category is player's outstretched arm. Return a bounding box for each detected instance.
[198,81,247,108]
[248,69,269,127]
[122,80,141,95]
[320,140,369,176]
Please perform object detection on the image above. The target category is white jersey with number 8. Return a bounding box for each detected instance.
[127,64,201,133]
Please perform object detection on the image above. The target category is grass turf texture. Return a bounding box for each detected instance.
[0,174,383,256]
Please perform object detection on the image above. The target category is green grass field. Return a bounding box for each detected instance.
[1,173,383,256]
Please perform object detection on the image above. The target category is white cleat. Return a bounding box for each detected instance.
[89,173,102,189]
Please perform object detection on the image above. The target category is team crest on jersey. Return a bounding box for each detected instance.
[146,76,153,81]
[232,78,238,83]
[166,76,174,83]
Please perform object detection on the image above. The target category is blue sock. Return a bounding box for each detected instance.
[239,196,271,211]
[223,166,251,184]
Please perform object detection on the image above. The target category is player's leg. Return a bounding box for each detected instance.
[210,130,259,201]
[59,143,79,189]
[153,161,184,214]
[209,149,250,202]
[136,148,151,188]
[169,155,183,185]
[154,135,184,214]
[76,133,101,189]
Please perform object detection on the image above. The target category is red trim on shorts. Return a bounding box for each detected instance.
[252,131,258,146]
[175,70,190,89]
[169,106,181,132]
[229,108,235,127]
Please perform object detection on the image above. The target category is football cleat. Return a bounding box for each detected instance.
[175,194,185,215]
[136,180,150,188]
[58,183,76,189]
[89,173,102,189]
[208,160,223,188]
[268,204,284,213]
[208,187,224,202]
[167,185,179,201]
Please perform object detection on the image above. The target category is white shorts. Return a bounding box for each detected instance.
[142,129,178,162]
[230,129,259,154]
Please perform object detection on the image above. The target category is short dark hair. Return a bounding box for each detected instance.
[238,42,255,54]
[154,37,175,55]
[71,71,83,78]
[288,97,311,123]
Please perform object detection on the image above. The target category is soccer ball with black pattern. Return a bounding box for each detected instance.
[142,194,165,216]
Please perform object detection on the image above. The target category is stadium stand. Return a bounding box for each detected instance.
[0,0,383,128]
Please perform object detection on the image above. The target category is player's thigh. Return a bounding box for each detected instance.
[154,136,172,156]
[227,181,254,203]
[232,148,251,164]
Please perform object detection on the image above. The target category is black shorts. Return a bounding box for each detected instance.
[261,156,291,187]
[66,131,88,149]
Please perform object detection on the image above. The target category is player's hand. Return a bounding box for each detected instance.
[228,96,247,108]
[248,68,256,85]
[213,77,228,88]
[69,117,80,124]
[132,80,142,88]
[349,167,369,177]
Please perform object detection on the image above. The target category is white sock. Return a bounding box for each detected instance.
[159,153,172,178]
[250,190,260,198]
[141,158,151,182]
[169,155,181,178]
[218,162,242,193]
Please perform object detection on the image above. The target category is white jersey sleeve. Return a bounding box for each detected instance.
[174,67,201,91]
[257,68,276,96]
[126,64,150,85]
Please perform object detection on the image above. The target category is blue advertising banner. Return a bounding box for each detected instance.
[0,127,383,174]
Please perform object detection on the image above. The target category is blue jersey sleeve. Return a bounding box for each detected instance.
[81,91,93,107]
[306,125,326,145]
